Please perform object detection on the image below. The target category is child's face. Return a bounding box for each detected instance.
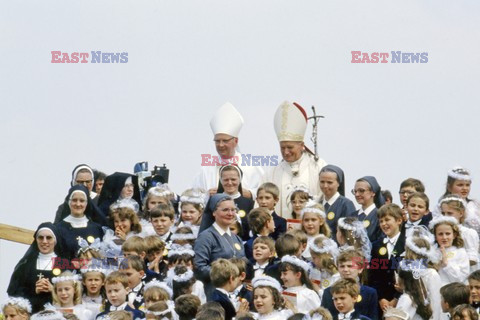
[440,296,449,313]
[56,281,75,307]
[145,298,160,309]
[181,204,202,225]
[435,224,455,248]
[3,306,28,320]
[353,181,374,207]
[83,272,104,296]
[338,261,363,280]
[221,170,240,195]
[113,215,132,234]
[254,287,275,315]
[147,196,168,211]
[229,222,240,235]
[399,186,416,207]
[292,195,307,215]
[311,253,326,270]
[407,197,428,222]
[333,292,356,314]
[441,203,464,223]
[379,215,402,238]
[105,282,128,306]
[448,180,471,199]
[146,249,164,263]
[320,171,340,200]
[469,279,480,302]
[169,259,194,270]
[253,243,274,264]
[122,266,144,289]
[151,216,174,236]
[302,212,323,236]
[257,190,277,211]
[280,269,302,288]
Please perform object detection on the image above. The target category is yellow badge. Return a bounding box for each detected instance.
[52,268,61,276]
[238,210,246,218]
[87,236,95,243]
[327,212,335,220]
[235,243,242,251]
[447,251,455,259]
[163,248,168,257]
[379,247,387,256]
[322,279,330,288]
[357,295,362,303]
[363,220,370,228]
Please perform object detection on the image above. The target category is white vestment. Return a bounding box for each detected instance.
[262,152,327,219]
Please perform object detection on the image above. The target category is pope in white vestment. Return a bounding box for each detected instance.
[262,101,327,219]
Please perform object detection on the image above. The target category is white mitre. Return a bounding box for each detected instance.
[210,102,244,137]
[274,101,307,142]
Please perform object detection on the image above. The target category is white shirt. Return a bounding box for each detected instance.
[323,192,340,206]
[64,215,88,228]
[283,285,321,314]
[437,246,470,285]
[254,261,270,278]
[384,232,401,258]
[213,222,231,236]
[359,203,376,217]
[109,302,128,311]
[262,152,327,219]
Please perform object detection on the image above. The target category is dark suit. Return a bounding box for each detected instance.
[356,208,382,243]
[270,211,287,240]
[322,285,379,320]
[96,305,144,320]
[211,289,236,320]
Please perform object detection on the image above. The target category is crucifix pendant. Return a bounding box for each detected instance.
[37,273,44,280]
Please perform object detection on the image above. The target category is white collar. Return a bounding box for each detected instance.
[339,309,355,319]
[213,222,231,236]
[325,192,340,205]
[64,215,88,228]
[159,231,171,241]
[361,203,376,216]
[387,232,401,244]
[406,219,421,226]
[38,252,56,259]
[132,282,143,293]
[255,261,270,268]
[110,302,127,311]
[216,287,231,297]
[224,192,241,199]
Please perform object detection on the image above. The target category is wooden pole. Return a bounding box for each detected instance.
[0,223,34,245]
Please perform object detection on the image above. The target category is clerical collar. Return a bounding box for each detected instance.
[110,302,127,311]
[213,222,231,236]
[37,252,57,270]
[324,192,340,205]
[64,215,88,228]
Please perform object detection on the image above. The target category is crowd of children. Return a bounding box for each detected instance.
[4,164,480,320]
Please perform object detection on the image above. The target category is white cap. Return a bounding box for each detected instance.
[274,101,307,142]
[210,102,244,137]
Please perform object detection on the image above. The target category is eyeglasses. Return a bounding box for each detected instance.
[399,190,415,196]
[351,188,368,195]
[213,137,235,145]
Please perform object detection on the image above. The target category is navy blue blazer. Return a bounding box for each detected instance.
[368,229,405,302]
[269,211,287,240]
[96,305,144,320]
[356,208,382,243]
[322,285,379,320]
[211,289,236,320]
[325,196,357,239]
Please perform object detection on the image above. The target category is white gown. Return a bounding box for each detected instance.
[253,309,294,320]
[283,285,321,314]
[262,152,327,219]
[437,246,470,285]
[396,293,425,320]
[192,151,264,195]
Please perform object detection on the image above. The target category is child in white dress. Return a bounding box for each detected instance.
[252,275,294,320]
[52,271,93,320]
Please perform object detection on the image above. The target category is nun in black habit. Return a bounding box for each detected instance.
[97,172,142,219]
[7,222,69,313]
[55,185,105,258]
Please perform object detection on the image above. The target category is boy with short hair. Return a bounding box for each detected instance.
[122,236,161,283]
[468,270,480,313]
[175,294,201,320]
[256,182,287,240]
[119,255,146,310]
[143,235,168,280]
[287,229,308,257]
[210,259,248,320]
[96,271,144,320]
[321,249,378,320]
[440,282,470,317]
[149,204,175,245]
[230,257,254,310]
[368,204,405,312]
[245,208,275,261]
[265,233,301,283]
[251,236,276,278]
[398,178,425,208]
[331,278,371,320]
